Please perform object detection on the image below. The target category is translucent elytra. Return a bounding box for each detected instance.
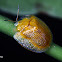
[13,15,52,53]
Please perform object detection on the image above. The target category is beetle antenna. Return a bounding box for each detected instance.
[16,4,19,21]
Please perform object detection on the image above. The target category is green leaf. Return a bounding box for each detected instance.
[0,0,38,15]
[39,0,62,18]
[0,0,62,18]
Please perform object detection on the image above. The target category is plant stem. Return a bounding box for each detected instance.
[0,15,62,61]
[45,43,62,61]
[0,15,16,37]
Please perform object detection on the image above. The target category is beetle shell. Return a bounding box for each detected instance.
[13,16,52,53]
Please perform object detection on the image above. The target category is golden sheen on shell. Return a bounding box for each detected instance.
[14,15,52,53]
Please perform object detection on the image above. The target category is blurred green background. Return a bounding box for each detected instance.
[0,0,62,18]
